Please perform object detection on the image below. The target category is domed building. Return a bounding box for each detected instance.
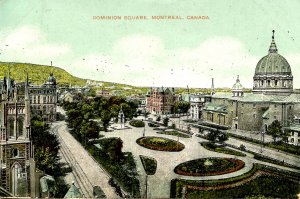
[253,30,293,95]
[202,31,300,146]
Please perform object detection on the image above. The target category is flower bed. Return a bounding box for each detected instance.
[136,136,185,152]
[174,157,245,176]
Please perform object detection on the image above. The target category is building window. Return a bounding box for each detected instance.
[8,118,15,137]
[267,80,271,86]
[11,148,19,158]
[253,114,256,118]
[274,115,277,120]
[274,104,277,108]
[17,117,24,136]
[275,80,278,86]
[241,103,244,107]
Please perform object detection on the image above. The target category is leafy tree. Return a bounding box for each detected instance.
[267,120,282,142]
[174,101,190,115]
[101,110,111,132]
[31,116,60,174]
[156,116,161,122]
[163,117,169,127]
[206,130,219,142]
[281,129,291,144]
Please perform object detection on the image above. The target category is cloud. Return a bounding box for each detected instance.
[1,26,298,89]
[0,25,71,65]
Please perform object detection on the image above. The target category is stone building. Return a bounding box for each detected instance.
[29,73,57,122]
[189,94,206,120]
[0,73,33,196]
[146,87,177,115]
[202,31,300,145]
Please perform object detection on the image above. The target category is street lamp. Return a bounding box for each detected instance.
[260,131,265,153]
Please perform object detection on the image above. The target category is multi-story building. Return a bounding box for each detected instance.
[189,94,206,120]
[202,31,300,145]
[146,87,177,115]
[0,73,33,196]
[29,73,57,122]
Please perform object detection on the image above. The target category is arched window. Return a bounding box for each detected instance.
[11,148,19,158]
[8,118,15,137]
[17,117,24,136]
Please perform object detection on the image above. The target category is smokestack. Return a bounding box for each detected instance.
[211,78,215,95]
[51,61,52,66]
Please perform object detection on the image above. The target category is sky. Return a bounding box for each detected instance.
[0,0,300,88]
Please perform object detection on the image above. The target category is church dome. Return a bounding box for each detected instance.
[232,76,243,90]
[47,73,56,85]
[255,53,292,75]
[253,30,293,95]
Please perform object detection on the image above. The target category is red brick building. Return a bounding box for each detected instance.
[146,87,177,115]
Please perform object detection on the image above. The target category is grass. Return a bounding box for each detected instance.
[201,142,246,157]
[156,130,192,138]
[139,155,157,175]
[170,163,300,198]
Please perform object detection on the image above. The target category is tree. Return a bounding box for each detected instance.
[174,101,190,115]
[163,117,169,127]
[281,129,291,144]
[101,110,111,132]
[267,120,282,142]
[31,116,60,174]
[156,115,161,122]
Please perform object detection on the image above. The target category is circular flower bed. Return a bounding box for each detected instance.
[174,157,245,176]
[136,136,185,152]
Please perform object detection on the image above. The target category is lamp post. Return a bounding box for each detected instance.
[260,131,265,153]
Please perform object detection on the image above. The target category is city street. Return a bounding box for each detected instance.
[51,121,119,198]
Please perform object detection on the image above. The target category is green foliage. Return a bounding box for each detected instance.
[31,116,60,173]
[156,115,161,122]
[174,101,190,114]
[206,130,229,143]
[0,62,86,86]
[171,164,300,198]
[148,122,160,127]
[174,157,245,176]
[163,117,169,127]
[201,142,246,157]
[267,120,282,142]
[86,139,140,197]
[140,155,157,175]
[137,136,185,152]
[129,120,145,127]
[156,130,191,138]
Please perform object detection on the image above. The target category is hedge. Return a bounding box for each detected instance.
[129,120,145,128]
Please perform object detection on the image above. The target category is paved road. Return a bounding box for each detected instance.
[51,121,119,198]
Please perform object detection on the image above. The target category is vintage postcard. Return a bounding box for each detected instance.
[0,0,299,198]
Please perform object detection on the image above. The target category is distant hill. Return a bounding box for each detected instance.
[0,62,87,86]
[0,62,241,96]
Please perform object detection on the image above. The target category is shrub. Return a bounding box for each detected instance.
[129,120,145,128]
[140,155,157,175]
